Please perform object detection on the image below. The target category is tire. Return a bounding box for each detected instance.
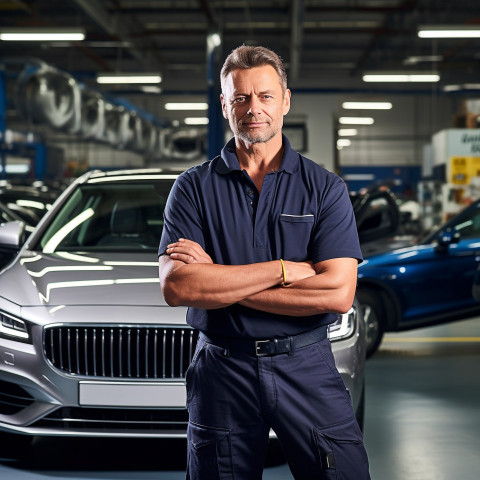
[266,438,287,466]
[355,381,365,432]
[357,288,385,358]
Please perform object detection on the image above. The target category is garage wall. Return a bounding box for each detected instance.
[336,93,459,170]
[288,91,459,172]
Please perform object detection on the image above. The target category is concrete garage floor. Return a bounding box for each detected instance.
[1,317,479,480]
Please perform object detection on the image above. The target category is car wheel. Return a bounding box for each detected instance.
[357,288,385,358]
[355,380,365,432]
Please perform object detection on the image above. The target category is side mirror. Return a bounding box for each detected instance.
[435,228,460,251]
[0,221,26,249]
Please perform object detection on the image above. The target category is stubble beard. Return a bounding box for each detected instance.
[234,119,282,145]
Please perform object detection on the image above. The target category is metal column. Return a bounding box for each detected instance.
[206,31,225,159]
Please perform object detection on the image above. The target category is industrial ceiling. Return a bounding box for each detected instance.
[1,0,480,96]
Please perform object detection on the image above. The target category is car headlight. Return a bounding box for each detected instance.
[0,312,32,343]
[328,307,356,341]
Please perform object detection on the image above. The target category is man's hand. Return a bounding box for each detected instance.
[166,238,213,264]
[283,260,316,285]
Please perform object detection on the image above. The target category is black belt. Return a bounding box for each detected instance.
[200,325,328,357]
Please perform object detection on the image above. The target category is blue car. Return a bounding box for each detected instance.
[357,199,480,357]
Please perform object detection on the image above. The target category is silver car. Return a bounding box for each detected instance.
[0,169,366,440]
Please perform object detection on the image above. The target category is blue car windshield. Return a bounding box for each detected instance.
[422,201,480,244]
[36,180,175,253]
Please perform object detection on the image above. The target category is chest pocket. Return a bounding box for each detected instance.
[278,214,315,261]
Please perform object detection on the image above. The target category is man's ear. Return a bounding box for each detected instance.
[283,89,291,116]
[220,94,228,119]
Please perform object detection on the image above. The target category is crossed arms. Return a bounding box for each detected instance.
[158,238,358,317]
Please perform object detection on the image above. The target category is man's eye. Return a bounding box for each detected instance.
[233,97,246,103]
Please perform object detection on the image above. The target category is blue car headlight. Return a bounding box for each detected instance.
[0,311,32,343]
[328,307,356,341]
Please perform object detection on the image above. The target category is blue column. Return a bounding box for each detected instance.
[34,143,47,179]
[206,31,224,159]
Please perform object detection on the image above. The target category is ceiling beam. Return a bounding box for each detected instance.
[199,0,218,29]
[71,0,157,69]
[290,0,304,85]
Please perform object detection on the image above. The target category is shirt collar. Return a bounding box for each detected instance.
[215,134,299,175]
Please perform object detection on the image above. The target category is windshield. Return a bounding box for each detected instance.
[35,179,175,253]
[422,201,480,244]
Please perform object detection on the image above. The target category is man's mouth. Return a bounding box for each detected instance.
[242,120,266,126]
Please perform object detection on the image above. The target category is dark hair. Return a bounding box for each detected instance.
[220,45,288,93]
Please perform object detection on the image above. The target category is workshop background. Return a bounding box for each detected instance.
[0,1,480,479]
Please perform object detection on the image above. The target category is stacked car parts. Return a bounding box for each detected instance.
[13,63,198,160]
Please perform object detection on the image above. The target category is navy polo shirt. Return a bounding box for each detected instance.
[159,135,362,339]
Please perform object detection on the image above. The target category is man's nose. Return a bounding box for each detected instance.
[247,96,261,115]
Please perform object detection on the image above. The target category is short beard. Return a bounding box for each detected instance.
[236,125,281,145]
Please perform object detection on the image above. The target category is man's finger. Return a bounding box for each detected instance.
[169,252,196,264]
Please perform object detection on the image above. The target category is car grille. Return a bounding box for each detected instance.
[44,326,199,379]
[32,406,189,434]
[0,379,35,415]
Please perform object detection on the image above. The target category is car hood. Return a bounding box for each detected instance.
[0,250,168,307]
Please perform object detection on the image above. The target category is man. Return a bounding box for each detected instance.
[158,45,370,479]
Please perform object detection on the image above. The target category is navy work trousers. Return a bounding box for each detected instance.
[185,335,370,479]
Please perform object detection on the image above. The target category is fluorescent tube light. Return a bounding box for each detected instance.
[443,84,480,92]
[339,117,374,125]
[362,72,440,83]
[0,27,85,41]
[337,139,351,147]
[338,129,358,136]
[342,102,392,110]
[140,86,162,94]
[96,73,162,84]
[165,103,208,111]
[418,25,480,38]
[403,55,442,65]
[184,117,209,125]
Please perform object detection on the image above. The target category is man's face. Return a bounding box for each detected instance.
[221,65,291,145]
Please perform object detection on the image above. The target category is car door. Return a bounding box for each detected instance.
[400,202,480,323]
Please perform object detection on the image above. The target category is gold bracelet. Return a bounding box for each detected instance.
[280,259,287,286]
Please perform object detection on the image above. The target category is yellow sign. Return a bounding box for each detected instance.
[450,156,480,184]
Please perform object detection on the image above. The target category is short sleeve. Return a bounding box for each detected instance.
[158,173,205,256]
[310,176,363,264]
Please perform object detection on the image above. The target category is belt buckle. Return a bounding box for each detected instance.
[255,339,271,357]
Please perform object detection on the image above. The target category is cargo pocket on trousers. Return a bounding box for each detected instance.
[187,422,233,480]
[313,416,370,480]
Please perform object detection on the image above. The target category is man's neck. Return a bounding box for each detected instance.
[235,134,284,192]
[235,133,283,173]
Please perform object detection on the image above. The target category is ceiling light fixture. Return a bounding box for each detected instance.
[362,72,440,83]
[184,117,209,125]
[338,129,358,136]
[403,55,442,65]
[342,101,392,110]
[0,27,85,41]
[339,117,374,125]
[443,83,480,92]
[418,25,480,38]
[97,73,162,84]
[337,139,352,147]
[165,103,208,111]
[140,86,162,94]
